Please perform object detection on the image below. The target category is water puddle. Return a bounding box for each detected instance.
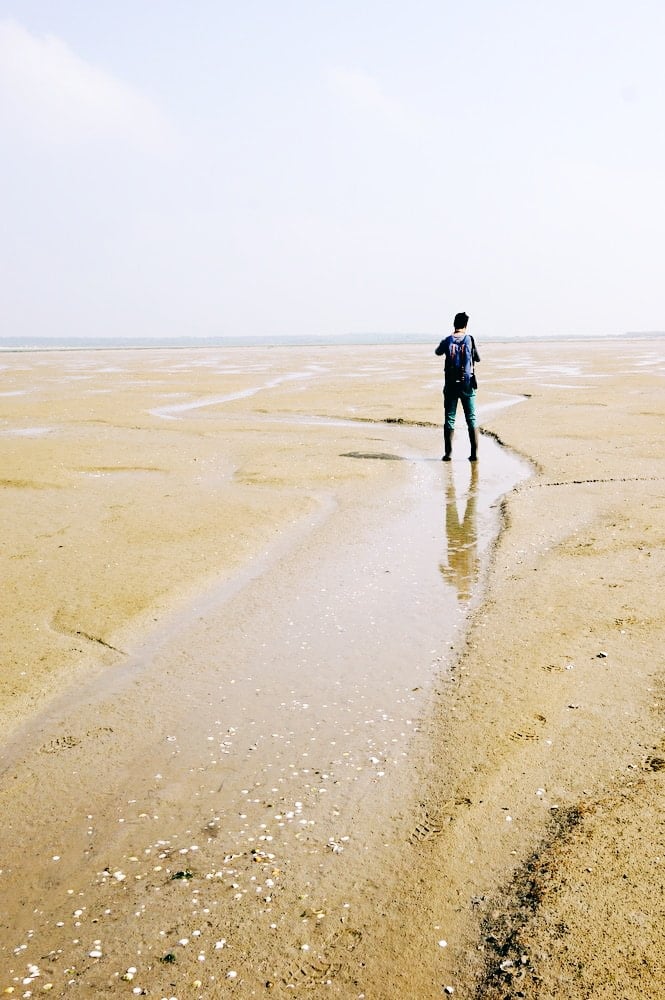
[0,425,54,437]
[148,370,317,419]
[478,393,527,417]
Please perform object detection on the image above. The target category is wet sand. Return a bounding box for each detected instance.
[1,340,664,997]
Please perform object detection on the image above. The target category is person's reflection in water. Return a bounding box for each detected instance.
[439,464,480,601]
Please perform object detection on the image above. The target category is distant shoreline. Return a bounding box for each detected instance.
[1,331,664,353]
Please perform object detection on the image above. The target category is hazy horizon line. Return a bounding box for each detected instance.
[2,330,665,353]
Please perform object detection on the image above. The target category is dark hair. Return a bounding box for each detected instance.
[454,312,469,330]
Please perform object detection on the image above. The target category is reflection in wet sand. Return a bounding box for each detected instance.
[439,464,480,601]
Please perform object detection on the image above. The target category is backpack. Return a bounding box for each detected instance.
[447,334,479,386]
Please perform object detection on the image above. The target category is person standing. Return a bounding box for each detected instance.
[435,312,480,461]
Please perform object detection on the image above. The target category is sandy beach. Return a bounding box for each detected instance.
[1,339,664,998]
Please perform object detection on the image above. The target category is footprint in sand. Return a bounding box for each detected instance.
[40,734,81,753]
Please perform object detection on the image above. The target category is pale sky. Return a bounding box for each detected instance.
[1,1,664,341]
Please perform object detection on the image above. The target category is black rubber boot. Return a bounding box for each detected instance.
[442,427,454,461]
[468,425,479,462]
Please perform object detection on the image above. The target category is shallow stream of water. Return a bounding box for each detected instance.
[0,417,529,994]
